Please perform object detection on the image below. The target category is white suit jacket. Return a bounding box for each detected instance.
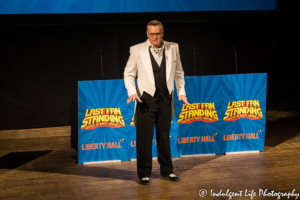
[124,39,186,99]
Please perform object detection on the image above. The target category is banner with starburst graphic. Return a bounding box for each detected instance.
[78,73,267,164]
[174,74,267,156]
[78,80,129,164]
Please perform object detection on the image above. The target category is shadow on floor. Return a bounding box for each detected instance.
[0,150,52,169]
[265,116,300,147]
[0,147,218,183]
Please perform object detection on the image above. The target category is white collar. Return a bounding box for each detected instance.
[147,39,165,49]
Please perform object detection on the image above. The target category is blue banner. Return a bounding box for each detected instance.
[78,73,267,164]
[174,75,223,155]
[78,80,128,164]
[220,74,266,153]
[1,0,276,14]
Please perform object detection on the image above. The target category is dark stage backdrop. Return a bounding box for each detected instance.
[1,6,299,130]
[1,25,120,129]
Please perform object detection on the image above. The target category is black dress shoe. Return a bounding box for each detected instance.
[165,174,179,181]
[140,177,150,185]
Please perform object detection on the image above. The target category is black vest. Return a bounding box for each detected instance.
[149,49,169,99]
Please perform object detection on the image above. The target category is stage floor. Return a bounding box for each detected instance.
[0,111,299,200]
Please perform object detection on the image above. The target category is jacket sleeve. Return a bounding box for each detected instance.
[124,47,138,97]
[174,44,186,96]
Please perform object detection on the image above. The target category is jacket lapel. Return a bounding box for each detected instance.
[165,42,173,82]
[140,42,155,85]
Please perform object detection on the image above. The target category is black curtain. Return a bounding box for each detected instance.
[0,25,119,129]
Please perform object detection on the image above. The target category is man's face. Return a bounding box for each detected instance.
[147,25,164,48]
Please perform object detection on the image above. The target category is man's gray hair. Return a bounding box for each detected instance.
[147,20,164,31]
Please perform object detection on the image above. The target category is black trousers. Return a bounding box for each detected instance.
[136,92,173,179]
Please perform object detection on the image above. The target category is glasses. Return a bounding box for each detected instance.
[149,33,162,37]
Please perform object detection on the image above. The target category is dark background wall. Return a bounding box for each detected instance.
[0,0,299,130]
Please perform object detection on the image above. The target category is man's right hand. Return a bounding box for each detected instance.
[127,94,142,104]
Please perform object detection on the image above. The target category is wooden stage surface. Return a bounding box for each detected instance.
[0,111,299,200]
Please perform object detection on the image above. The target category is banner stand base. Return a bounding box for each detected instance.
[131,157,157,161]
[180,153,215,158]
[83,160,121,165]
[226,150,259,155]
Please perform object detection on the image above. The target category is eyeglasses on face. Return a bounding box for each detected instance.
[149,33,162,37]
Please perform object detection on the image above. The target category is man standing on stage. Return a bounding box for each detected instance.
[124,20,189,184]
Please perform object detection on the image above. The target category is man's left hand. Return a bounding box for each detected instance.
[178,95,191,107]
